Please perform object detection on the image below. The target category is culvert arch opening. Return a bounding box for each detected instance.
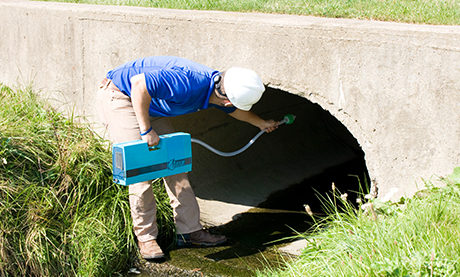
[170,87,369,227]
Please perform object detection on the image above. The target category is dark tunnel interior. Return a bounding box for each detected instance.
[170,87,370,215]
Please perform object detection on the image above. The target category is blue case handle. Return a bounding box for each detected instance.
[147,137,163,151]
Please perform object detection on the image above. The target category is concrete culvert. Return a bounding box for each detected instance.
[170,87,370,227]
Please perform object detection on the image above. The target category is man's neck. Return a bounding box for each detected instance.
[208,92,222,106]
[209,91,233,108]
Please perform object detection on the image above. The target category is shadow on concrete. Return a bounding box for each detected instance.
[205,210,311,261]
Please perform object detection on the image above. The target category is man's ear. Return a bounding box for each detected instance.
[223,100,233,107]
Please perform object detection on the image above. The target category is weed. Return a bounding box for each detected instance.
[0,84,174,276]
[258,168,460,276]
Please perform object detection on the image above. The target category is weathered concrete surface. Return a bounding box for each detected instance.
[1,0,460,224]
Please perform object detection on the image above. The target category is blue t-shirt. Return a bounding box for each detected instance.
[106,56,236,117]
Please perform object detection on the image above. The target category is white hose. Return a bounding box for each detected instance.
[190,116,292,157]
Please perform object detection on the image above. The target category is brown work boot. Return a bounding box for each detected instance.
[177,229,227,248]
[138,239,165,259]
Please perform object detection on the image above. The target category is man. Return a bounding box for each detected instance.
[96,56,278,259]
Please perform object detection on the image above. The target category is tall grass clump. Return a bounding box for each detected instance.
[259,169,460,277]
[0,84,173,276]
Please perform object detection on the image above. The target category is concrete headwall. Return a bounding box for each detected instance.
[1,0,460,223]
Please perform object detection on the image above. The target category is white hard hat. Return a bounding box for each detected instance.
[223,67,265,111]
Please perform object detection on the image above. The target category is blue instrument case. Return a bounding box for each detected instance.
[112,132,192,186]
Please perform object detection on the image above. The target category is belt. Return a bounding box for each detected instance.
[101,78,121,92]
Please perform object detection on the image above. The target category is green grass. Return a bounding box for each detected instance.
[0,84,174,276]
[37,0,460,25]
[257,170,460,277]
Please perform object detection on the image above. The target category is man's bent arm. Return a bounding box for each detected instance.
[229,109,278,133]
[130,73,160,146]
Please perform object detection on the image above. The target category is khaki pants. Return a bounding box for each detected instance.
[96,82,202,242]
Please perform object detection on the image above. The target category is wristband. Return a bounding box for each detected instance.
[140,127,152,136]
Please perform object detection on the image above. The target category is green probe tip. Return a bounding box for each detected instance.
[284,114,295,124]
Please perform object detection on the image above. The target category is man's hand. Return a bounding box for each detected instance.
[258,119,279,133]
[141,128,160,146]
